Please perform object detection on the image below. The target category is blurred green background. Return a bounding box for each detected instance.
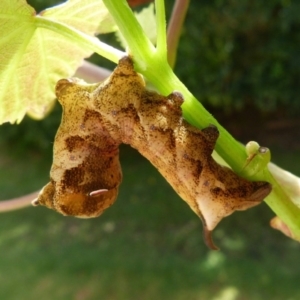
[1,0,300,299]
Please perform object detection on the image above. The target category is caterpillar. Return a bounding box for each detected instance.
[32,80,122,218]
[34,57,271,249]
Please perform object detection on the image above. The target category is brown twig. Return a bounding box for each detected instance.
[75,60,112,82]
[167,0,190,68]
[0,191,39,213]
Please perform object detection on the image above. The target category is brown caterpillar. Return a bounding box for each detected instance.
[34,57,271,249]
[32,80,122,218]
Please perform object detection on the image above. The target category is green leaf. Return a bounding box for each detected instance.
[40,0,117,34]
[0,0,114,124]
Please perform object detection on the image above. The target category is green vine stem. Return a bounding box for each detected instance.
[34,16,125,64]
[155,0,167,59]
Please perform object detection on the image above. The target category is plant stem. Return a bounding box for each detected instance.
[102,0,156,68]
[34,16,125,63]
[264,170,300,240]
[167,0,190,68]
[75,61,112,82]
[0,191,38,212]
[155,0,167,59]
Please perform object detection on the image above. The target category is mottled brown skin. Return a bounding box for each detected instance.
[91,57,271,249]
[33,79,122,218]
[34,57,271,249]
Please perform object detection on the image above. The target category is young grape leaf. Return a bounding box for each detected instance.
[0,0,115,124]
[40,0,117,34]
